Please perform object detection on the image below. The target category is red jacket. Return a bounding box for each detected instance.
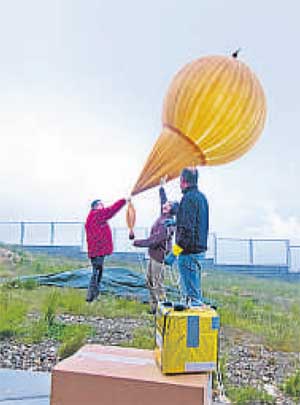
[85,199,126,258]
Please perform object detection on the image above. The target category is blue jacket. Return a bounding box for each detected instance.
[176,186,209,254]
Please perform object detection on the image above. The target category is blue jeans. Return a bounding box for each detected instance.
[178,253,204,306]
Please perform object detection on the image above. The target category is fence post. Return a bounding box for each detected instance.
[50,222,55,245]
[286,239,290,268]
[20,222,25,245]
[213,233,218,264]
[249,239,254,264]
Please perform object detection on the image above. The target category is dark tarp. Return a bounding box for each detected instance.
[21,267,180,303]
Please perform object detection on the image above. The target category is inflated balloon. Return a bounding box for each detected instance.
[131,54,267,195]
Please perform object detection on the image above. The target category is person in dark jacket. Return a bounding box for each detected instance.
[85,198,126,302]
[133,186,177,314]
[165,167,208,306]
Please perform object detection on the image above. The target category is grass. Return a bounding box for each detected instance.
[0,244,88,279]
[121,325,155,350]
[0,290,28,338]
[226,386,276,404]
[203,269,300,352]
[2,249,300,352]
[1,244,300,394]
[281,370,300,400]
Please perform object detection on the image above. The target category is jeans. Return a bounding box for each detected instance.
[178,253,204,306]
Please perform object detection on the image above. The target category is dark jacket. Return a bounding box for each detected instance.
[134,187,175,263]
[85,199,126,258]
[176,186,208,254]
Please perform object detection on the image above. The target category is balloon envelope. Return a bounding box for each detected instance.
[131,55,266,196]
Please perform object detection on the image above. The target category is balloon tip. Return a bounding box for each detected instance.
[232,48,241,58]
[129,231,135,240]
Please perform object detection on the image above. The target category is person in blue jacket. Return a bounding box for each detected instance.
[165,167,209,306]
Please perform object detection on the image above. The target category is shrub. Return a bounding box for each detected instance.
[43,290,60,326]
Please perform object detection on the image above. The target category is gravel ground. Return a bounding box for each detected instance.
[0,315,151,372]
[0,316,299,404]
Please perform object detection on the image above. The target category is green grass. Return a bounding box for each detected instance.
[0,245,88,279]
[58,325,92,360]
[0,290,28,338]
[281,370,300,400]
[226,386,276,404]
[2,248,300,401]
[121,325,155,350]
[203,269,300,351]
[1,246,300,354]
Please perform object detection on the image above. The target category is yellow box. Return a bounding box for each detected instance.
[155,302,220,374]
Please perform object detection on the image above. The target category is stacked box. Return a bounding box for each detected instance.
[155,302,220,374]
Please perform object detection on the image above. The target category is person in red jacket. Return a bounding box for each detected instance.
[85,198,126,302]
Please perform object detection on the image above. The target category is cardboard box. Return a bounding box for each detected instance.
[155,302,220,374]
[51,344,212,405]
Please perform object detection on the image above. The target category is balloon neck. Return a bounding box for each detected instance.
[129,230,135,240]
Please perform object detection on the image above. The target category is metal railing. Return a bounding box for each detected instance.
[0,221,296,270]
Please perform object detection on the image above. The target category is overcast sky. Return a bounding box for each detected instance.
[1,0,300,242]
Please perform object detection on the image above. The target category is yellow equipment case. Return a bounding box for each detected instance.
[155,302,220,374]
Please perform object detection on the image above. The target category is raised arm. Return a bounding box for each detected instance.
[134,228,169,249]
[159,186,167,214]
[96,199,126,222]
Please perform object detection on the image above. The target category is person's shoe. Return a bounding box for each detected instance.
[86,287,97,303]
[86,290,94,303]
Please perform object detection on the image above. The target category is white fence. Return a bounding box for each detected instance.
[0,221,297,270]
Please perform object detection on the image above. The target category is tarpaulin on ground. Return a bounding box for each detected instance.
[22,267,180,303]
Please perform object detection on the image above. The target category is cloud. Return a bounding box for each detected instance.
[247,207,300,244]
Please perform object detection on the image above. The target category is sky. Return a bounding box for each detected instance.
[1,0,300,243]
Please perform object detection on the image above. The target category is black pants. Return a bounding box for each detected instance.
[86,256,105,302]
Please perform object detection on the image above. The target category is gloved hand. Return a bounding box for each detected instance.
[160,175,168,186]
[164,244,183,266]
[164,252,177,266]
[164,218,176,227]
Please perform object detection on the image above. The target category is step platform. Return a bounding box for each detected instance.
[51,345,212,405]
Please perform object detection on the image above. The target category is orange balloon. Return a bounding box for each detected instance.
[131,55,266,196]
